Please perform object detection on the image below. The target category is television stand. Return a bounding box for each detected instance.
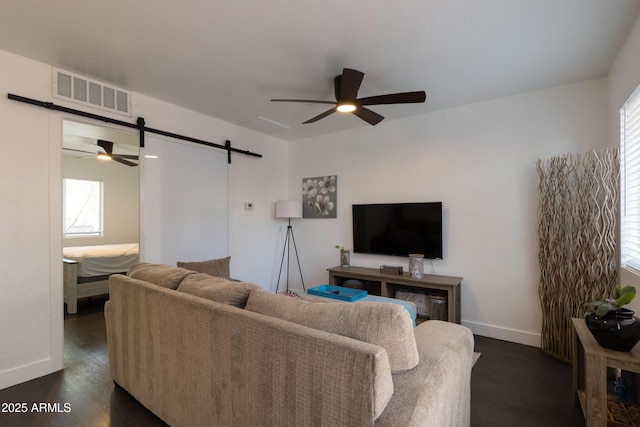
[327,266,462,324]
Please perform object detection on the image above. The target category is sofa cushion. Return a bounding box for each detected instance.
[128,263,194,290]
[176,273,259,308]
[177,256,230,278]
[245,289,419,373]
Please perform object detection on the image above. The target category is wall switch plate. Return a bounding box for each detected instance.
[244,202,254,210]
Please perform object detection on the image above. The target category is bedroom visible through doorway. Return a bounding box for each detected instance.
[61,118,140,322]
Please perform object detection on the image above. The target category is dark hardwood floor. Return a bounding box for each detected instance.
[0,297,166,427]
[472,335,584,427]
[0,298,585,426]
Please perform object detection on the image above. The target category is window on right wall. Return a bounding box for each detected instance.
[621,85,640,274]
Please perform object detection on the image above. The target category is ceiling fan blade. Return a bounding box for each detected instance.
[357,91,427,106]
[113,158,137,167]
[271,99,336,105]
[340,68,365,101]
[352,107,384,125]
[112,154,139,160]
[97,139,114,154]
[303,107,337,124]
[63,148,97,155]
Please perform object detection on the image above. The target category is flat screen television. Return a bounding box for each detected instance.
[352,202,443,259]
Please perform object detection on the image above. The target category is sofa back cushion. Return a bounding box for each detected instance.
[177,256,230,278]
[177,273,259,308]
[107,274,394,425]
[128,263,194,290]
[245,289,419,373]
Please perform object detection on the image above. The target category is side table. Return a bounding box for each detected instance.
[572,317,640,426]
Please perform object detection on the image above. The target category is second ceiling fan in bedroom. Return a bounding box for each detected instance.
[66,139,139,167]
[271,68,426,125]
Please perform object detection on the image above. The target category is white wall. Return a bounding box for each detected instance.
[288,78,610,346]
[609,14,640,313]
[0,48,288,390]
[62,155,140,247]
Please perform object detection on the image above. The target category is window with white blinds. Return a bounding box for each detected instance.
[621,85,640,273]
[63,178,103,238]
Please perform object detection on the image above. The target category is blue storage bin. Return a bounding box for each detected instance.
[308,285,368,302]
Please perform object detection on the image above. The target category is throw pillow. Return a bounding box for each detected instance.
[245,289,419,373]
[177,256,231,278]
[176,273,260,308]
[128,263,194,290]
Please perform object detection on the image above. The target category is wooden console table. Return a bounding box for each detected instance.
[327,266,462,323]
[572,317,640,426]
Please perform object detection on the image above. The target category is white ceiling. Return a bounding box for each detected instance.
[1,0,639,141]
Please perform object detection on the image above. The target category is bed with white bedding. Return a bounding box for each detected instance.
[63,243,139,314]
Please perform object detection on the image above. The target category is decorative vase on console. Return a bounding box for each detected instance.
[408,254,424,279]
[585,285,640,352]
[336,245,350,268]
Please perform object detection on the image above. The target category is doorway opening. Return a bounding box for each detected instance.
[61,119,139,364]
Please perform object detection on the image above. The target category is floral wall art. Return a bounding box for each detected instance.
[302,176,337,218]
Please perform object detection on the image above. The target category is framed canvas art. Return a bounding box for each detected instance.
[302,175,337,218]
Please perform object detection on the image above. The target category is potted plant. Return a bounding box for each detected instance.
[585,285,640,351]
[335,245,350,268]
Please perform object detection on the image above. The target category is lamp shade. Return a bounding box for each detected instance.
[276,200,302,219]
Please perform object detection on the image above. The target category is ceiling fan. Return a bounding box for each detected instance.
[64,139,139,167]
[271,68,426,125]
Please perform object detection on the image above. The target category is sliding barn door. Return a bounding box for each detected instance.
[140,136,228,265]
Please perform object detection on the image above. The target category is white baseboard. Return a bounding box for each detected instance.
[0,358,59,391]
[462,320,541,348]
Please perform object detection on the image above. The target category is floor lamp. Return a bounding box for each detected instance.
[275,200,305,293]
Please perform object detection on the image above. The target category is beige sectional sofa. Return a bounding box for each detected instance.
[105,263,474,427]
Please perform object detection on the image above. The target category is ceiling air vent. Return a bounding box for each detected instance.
[53,68,131,116]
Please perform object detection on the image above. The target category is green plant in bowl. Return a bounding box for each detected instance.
[584,285,640,352]
[586,285,636,317]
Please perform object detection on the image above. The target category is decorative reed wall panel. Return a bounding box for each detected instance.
[536,149,619,362]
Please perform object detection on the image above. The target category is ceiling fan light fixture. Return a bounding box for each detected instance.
[97,152,112,160]
[337,103,356,113]
[271,68,426,125]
